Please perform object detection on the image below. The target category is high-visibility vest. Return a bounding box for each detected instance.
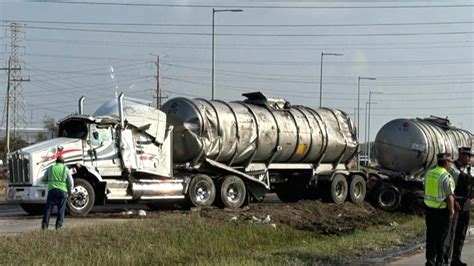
[424,166,454,209]
[47,163,68,192]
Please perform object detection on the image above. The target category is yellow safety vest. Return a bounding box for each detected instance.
[424,166,454,209]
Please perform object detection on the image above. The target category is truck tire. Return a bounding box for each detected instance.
[67,178,95,216]
[187,174,216,208]
[402,190,425,215]
[330,174,348,204]
[349,175,366,204]
[376,184,401,212]
[20,203,45,215]
[217,175,246,209]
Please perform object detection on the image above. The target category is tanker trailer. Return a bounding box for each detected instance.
[369,116,473,212]
[161,92,366,206]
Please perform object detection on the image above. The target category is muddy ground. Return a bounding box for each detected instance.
[85,196,400,237]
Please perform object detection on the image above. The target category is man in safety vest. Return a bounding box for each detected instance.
[450,147,472,266]
[41,156,74,230]
[424,152,456,266]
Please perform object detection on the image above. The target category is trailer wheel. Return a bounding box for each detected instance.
[349,175,366,204]
[376,184,401,212]
[218,175,246,209]
[187,174,216,208]
[20,203,45,215]
[330,174,348,204]
[67,178,95,216]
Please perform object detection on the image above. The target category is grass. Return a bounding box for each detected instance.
[0,179,5,203]
[0,212,424,265]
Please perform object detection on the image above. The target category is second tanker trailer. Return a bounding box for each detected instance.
[369,116,473,212]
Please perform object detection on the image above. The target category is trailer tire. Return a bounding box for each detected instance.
[20,203,45,215]
[330,174,348,204]
[217,175,246,209]
[67,178,95,216]
[376,184,401,212]
[187,174,216,208]
[402,190,425,215]
[349,175,366,204]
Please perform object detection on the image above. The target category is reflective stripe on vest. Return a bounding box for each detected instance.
[47,163,68,192]
[424,166,451,209]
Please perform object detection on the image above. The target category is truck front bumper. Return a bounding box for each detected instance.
[6,186,48,204]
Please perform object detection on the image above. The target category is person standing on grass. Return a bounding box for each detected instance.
[41,156,74,230]
[424,153,457,266]
[449,147,472,266]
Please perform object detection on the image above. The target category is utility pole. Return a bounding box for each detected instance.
[1,57,20,155]
[155,55,161,108]
[152,55,167,109]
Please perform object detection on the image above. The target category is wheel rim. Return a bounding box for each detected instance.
[353,181,363,198]
[380,189,397,207]
[70,185,89,210]
[194,181,211,203]
[335,181,345,199]
[226,184,241,203]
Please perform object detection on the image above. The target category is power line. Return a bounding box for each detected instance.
[2,24,474,37]
[4,19,474,27]
[28,1,474,9]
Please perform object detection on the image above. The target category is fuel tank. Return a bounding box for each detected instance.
[161,92,358,166]
[374,116,473,176]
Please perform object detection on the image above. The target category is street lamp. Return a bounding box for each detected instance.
[367,91,383,163]
[212,8,243,100]
[357,76,376,169]
[319,52,343,107]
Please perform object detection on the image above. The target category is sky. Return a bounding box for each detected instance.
[0,0,473,143]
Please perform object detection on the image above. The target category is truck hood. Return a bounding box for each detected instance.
[18,137,82,155]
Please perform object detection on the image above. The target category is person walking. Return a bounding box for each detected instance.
[424,153,457,266]
[41,156,74,230]
[450,147,472,266]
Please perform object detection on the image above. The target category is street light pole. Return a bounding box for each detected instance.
[357,76,376,169]
[319,52,343,107]
[211,8,243,100]
[367,91,383,163]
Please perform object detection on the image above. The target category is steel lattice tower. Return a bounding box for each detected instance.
[3,22,28,135]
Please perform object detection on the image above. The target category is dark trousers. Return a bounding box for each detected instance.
[42,189,67,229]
[451,208,470,263]
[425,207,455,266]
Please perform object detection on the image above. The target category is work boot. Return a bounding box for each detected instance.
[55,224,63,230]
[41,223,48,230]
[451,261,467,266]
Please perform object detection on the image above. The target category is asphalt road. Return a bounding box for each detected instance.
[389,229,474,265]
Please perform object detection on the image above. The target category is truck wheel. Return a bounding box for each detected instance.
[20,203,45,215]
[376,184,401,212]
[330,174,348,204]
[402,190,425,215]
[187,174,216,208]
[67,178,95,216]
[218,175,246,209]
[349,175,366,204]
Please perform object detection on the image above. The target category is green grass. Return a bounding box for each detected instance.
[0,212,424,265]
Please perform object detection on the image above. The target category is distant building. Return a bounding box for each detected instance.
[0,127,53,144]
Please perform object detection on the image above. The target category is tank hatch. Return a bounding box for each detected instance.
[242,91,291,110]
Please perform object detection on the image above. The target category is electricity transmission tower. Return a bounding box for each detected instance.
[3,22,30,137]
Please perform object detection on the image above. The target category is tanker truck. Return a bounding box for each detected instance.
[5,92,366,216]
[368,116,473,212]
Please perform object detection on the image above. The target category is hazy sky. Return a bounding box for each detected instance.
[0,0,473,142]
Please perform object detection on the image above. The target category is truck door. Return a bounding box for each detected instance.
[87,124,121,176]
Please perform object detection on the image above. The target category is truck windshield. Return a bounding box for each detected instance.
[58,119,88,139]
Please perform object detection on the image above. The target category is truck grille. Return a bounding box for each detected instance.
[8,153,30,184]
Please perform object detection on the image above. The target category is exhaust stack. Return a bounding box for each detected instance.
[78,96,85,115]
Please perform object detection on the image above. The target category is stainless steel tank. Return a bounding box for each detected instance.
[374,117,473,175]
[161,92,358,166]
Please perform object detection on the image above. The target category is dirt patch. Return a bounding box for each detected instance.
[197,200,392,235]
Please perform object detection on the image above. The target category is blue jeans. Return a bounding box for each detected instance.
[42,189,67,229]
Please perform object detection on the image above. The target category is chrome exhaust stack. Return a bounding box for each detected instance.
[78,96,85,115]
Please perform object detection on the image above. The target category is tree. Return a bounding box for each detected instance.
[0,136,29,162]
[35,116,58,142]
